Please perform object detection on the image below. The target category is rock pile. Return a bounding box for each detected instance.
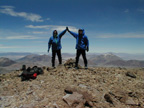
[63,86,93,108]
[64,58,82,69]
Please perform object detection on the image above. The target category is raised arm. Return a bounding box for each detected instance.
[68,29,78,38]
[59,29,67,38]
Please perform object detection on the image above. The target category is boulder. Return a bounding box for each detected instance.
[63,92,86,107]
[104,94,113,104]
[126,72,136,78]
[120,96,138,106]
[64,86,77,94]
[63,86,94,107]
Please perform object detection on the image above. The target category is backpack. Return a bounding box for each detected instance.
[21,67,37,81]
[21,65,43,81]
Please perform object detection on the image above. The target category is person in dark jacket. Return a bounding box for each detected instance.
[48,28,67,68]
[67,27,89,69]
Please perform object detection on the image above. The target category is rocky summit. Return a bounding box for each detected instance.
[0,59,144,108]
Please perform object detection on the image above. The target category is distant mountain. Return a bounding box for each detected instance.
[17,54,40,62]
[17,54,51,62]
[17,53,144,68]
[17,54,52,66]
[88,53,144,67]
[105,60,144,67]
[0,54,52,74]
[89,53,123,66]
[62,53,75,59]
[0,52,33,60]
[0,53,144,74]
[113,53,144,60]
[0,57,16,67]
[0,52,32,56]
[126,60,144,67]
[1,52,144,60]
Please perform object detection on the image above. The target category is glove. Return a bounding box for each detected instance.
[47,49,50,53]
[66,27,69,32]
[86,47,89,52]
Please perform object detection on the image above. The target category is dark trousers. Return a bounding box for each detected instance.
[52,50,62,67]
[75,49,87,67]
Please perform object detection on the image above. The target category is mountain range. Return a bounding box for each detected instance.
[89,53,144,67]
[0,57,16,67]
[0,53,144,74]
[0,54,51,74]
[1,52,144,60]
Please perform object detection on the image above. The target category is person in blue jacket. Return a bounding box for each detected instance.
[67,27,89,69]
[48,28,67,68]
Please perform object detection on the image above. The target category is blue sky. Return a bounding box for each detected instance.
[0,0,144,54]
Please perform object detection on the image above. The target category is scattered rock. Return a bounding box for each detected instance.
[81,91,93,102]
[78,84,87,89]
[64,86,77,94]
[104,94,113,104]
[26,90,33,95]
[53,102,60,108]
[47,67,50,71]
[120,96,127,103]
[85,101,93,107]
[128,92,137,98]
[20,104,35,108]
[120,96,139,106]
[0,63,144,108]
[126,72,136,78]
[42,66,46,70]
[4,103,11,107]
[63,86,94,107]
[63,92,86,107]
[125,97,137,105]
[76,102,84,108]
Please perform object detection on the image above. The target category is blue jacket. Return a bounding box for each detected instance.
[48,29,66,51]
[69,29,89,50]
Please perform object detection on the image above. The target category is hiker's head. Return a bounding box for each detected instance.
[78,29,84,36]
[53,30,58,37]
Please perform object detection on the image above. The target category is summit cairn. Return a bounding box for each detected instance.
[64,58,82,69]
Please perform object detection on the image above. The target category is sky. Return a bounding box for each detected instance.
[0,0,144,54]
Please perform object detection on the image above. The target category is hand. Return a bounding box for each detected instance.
[86,47,89,52]
[47,49,49,53]
[66,27,69,32]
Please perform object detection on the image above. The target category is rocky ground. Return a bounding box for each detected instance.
[0,59,144,108]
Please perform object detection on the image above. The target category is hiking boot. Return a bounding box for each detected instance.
[85,66,88,69]
[52,66,56,69]
[75,66,79,69]
[52,64,55,68]
[58,63,62,66]
[75,64,78,69]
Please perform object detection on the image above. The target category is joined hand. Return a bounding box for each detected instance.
[66,27,69,32]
